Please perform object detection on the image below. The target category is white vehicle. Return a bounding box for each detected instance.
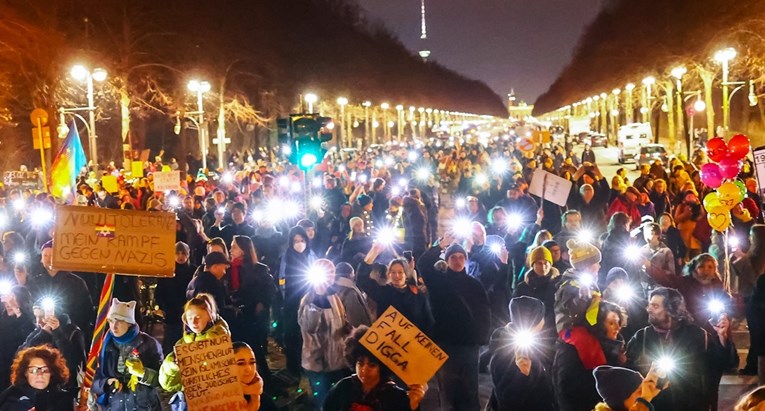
[617,123,653,163]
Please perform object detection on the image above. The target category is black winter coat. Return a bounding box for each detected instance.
[91,331,163,411]
[417,246,491,347]
[356,262,434,333]
[0,384,73,411]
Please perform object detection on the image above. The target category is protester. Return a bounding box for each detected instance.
[0,346,73,411]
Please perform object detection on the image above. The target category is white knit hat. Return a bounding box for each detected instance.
[107,298,137,324]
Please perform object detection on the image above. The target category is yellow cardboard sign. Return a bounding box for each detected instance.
[360,306,449,385]
[52,205,176,277]
[101,175,119,193]
[132,161,144,178]
[175,334,244,411]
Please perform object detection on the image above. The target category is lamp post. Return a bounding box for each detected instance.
[70,65,107,166]
[380,103,390,141]
[362,101,372,143]
[642,76,655,124]
[395,104,404,139]
[625,83,635,123]
[336,97,348,149]
[714,47,737,131]
[188,79,211,170]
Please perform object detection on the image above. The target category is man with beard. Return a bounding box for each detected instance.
[626,287,737,411]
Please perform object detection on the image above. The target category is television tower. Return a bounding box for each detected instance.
[418,0,431,61]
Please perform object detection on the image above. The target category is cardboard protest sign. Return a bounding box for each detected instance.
[174,334,244,411]
[361,306,449,385]
[52,206,176,277]
[3,171,42,190]
[529,169,572,207]
[154,171,181,192]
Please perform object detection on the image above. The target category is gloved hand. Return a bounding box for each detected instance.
[125,358,145,378]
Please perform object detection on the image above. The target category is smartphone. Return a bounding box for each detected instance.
[403,250,413,262]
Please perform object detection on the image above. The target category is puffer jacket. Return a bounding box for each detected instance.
[298,290,349,372]
[158,319,230,393]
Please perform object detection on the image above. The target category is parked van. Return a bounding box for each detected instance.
[617,123,652,163]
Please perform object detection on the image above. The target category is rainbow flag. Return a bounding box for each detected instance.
[50,121,87,199]
[78,272,114,408]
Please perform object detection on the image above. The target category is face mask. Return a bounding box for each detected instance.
[294,242,306,253]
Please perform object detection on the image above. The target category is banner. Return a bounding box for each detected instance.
[360,306,448,385]
[3,171,43,190]
[175,334,244,411]
[154,171,181,192]
[52,206,176,277]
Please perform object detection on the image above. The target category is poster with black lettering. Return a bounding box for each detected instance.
[174,334,244,411]
[52,205,176,276]
[360,306,449,386]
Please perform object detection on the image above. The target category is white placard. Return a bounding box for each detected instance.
[528,168,572,207]
[154,171,181,192]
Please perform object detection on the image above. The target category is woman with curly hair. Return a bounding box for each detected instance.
[323,325,428,411]
[0,345,73,410]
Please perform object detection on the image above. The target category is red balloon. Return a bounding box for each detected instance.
[707,137,728,163]
[719,155,742,180]
[728,134,751,160]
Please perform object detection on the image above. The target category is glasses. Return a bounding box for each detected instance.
[27,366,50,375]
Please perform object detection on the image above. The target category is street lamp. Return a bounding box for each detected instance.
[305,93,318,114]
[70,65,107,166]
[337,97,348,149]
[188,79,211,170]
[714,47,737,130]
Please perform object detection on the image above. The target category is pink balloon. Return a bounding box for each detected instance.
[700,163,724,188]
[719,155,742,180]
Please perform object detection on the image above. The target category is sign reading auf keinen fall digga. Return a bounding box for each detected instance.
[174,334,244,411]
[360,306,449,386]
[52,205,175,276]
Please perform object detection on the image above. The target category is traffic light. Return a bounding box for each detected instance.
[276,114,334,169]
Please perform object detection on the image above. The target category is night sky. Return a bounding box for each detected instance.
[356,0,602,104]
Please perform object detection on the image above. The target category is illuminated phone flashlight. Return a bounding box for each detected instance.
[407,151,418,162]
[491,158,508,175]
[168,196,180,208]
[13,252,27,265]
[455,198,467,209]
[376,227,397,246]
[451,218,473,239]
[708,299,725,315]
[578,273,595,287]
[307,264,328,286]
[615,284,635,303]
[513,329,537,350]
[0,280,12,296]
[656,356,676,374]
[577,229,593,244]
[310,196,324,211]
[415,167,431,181]
[221,172,234,184]
[474,173,488,185]
[12,199,25,211]
[41,297,55,316]
[624,244,642,260]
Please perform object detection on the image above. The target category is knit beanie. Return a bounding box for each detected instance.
[509,296,546,330]
[566,239,602,271]
[444,243,467,260]
[593,366,643,409]
[527,246,553,266]
[107,298,137,325]
[605,267,629,287]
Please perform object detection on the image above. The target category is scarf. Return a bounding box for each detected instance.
[230,258,242,292]
[560,326,606,370]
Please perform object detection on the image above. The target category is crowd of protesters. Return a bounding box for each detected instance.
[0,131,763,410]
